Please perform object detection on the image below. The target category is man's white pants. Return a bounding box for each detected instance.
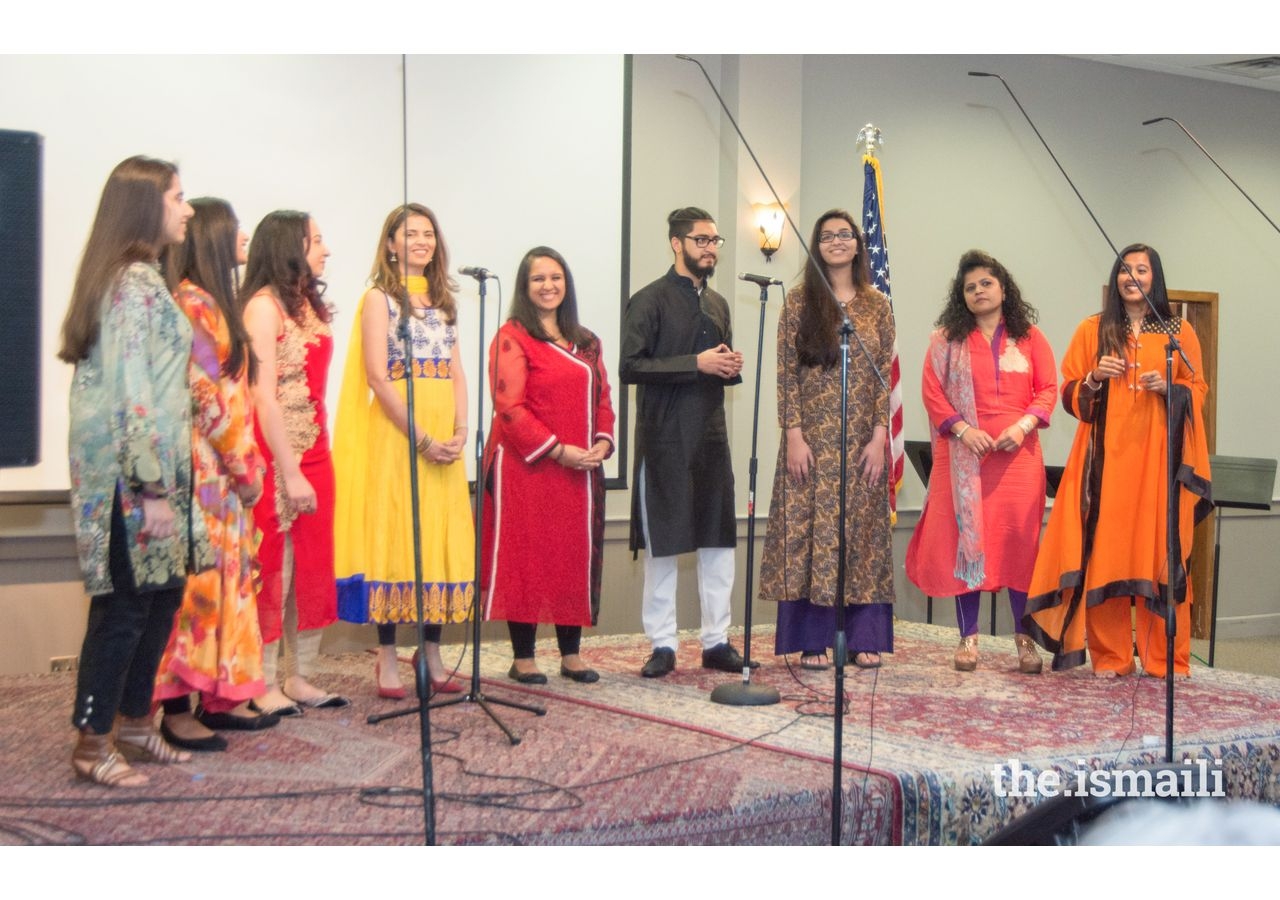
[638,463,734,651]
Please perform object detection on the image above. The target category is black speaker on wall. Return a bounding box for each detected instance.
[0,129,42,468]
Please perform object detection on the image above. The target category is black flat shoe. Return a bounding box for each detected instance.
[507,663,548,685]
[291,693,351,710]
[196,706,281,731]
[559,664,600,684]
[159,717,227,752]
[249,699,304,718]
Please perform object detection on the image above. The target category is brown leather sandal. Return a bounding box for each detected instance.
[72,731,148,788]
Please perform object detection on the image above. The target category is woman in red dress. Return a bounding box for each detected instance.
[905,250,1057,673]
[242,211,346,715]
[482,247,615,684]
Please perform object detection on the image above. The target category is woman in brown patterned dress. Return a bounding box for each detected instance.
[758,210,896,669]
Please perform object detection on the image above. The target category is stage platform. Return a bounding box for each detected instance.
[2,620,1278,845]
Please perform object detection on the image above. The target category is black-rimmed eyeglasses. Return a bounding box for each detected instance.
[818,230,856,243]
[683,234,726,248]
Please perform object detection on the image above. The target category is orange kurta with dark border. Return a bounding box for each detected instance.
[1025,313,1211,670]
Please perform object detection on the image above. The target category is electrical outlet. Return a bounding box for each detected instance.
[50,656,79,673]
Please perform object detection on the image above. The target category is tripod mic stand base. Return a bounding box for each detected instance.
[710,680,780,706]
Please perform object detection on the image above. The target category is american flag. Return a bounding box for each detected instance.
[862,154,904,519]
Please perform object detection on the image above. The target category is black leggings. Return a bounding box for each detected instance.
[507,621,581,659]
[377,623,442,646]
[72,495,183,734]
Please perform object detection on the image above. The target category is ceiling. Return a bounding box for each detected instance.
[1072,55,1280,93]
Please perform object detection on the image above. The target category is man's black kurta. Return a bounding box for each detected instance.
[620,267,740,556]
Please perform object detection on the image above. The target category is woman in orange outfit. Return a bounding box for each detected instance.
[1025,244,1211,678]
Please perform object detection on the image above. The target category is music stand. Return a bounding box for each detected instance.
[1205,455,1276,667]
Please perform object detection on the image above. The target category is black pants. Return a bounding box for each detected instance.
[507,621,581,659]
[377,623,442,646]
[72,496,182,734]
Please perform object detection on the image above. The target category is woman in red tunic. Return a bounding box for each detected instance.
[482,247,615,684]
[243,211,346,715]
[905,250,1056,673]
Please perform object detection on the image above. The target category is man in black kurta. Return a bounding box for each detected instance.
[620,207,749,678]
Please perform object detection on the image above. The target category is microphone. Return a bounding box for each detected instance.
[738,272,783,287]
[1143,115,1280,236]
[968,71,996,78]
[458,266,491,280]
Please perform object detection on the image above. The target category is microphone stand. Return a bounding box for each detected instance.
[428,269,545,743]
[972,71,1196,765]
[360,297,437,843]
[356,63,438,844]
[711,277,781,707]
[678,55,887,845]
[1143,116,1280,237]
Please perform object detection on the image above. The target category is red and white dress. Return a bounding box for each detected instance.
[481,321,615,626]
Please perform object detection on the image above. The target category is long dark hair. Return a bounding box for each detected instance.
[1099,243,1170,358]
[239,210,330,324]
[59,156,179,362]
[162,197,257,383]
[936,249,1038,342]
[508,246,593,350]
[369,202,458,325]
[795,209,872,368]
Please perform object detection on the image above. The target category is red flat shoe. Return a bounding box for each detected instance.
[375,659,407,700]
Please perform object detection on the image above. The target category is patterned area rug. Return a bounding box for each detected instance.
[2,620,1277,845]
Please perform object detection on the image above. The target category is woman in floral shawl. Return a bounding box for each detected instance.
[59,156,207,787]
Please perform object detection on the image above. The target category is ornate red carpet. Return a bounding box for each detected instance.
[2,621,1277,845]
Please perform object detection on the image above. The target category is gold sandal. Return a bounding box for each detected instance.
[72,731,148,788]
[954,635,978,672]
[1014,634,1043,675]
[116,715,192,765]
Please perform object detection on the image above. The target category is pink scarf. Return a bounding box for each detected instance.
[928,328,985,589]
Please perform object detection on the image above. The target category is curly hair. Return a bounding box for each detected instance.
[936,249,1037,342]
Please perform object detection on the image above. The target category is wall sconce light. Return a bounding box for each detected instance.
[754,203,784,262]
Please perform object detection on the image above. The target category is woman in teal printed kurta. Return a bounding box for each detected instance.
[59,156,210,788]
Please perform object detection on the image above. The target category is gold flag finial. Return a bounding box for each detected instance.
[856,123,883,158]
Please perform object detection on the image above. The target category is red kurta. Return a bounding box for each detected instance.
[1025,313,1212,673]
[906,324,1057,595]
[481,321,615,626]
[252,300,338,643]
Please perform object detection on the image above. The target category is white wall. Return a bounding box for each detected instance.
[0,54,625,490]
[797,54,1280,507]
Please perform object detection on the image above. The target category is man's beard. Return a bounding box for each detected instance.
[682,246,716,281]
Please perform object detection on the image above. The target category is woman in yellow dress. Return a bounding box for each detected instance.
[334,203,473,698]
